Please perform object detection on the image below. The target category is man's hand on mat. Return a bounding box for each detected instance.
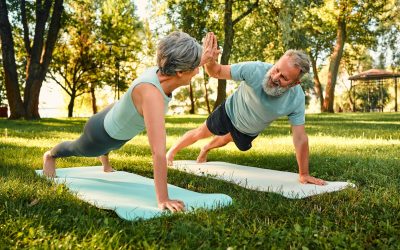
[299,174,326,185]
[158,199,185,212]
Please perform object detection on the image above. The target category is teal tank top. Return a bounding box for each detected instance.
[103,67,172,140]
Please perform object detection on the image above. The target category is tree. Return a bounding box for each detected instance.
[167,0,212,113]
[166,0,259,111]
[321,0,391,112]
[48,0,143,117]
[213,0,259,109]
[340,46,373,111]
[99,0,143,101]
[48,0,103,117]
[0,0,64,119]
[353,83,390,112]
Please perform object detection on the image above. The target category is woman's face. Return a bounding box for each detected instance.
[179,67,200,85]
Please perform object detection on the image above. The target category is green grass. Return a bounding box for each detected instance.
[0,113,399,249]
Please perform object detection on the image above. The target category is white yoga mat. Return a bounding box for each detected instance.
[35,166,232,220]
[171,160,355,199]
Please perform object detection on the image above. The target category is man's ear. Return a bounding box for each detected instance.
[176,71,183,77]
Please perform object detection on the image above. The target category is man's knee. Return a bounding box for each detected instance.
[236,143,252,152]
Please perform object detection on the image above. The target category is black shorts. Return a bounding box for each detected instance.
[206,101,257,151]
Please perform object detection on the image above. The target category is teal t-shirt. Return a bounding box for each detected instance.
[104,67,172,140]
[226,61,305,136]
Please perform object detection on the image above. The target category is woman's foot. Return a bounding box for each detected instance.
[43,151,56,177]
[97,155,115,172]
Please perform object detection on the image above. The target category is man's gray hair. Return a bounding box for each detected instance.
[283,50,310,78]
[157,31,202,76]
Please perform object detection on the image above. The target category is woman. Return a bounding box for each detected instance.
[43,31,219,212]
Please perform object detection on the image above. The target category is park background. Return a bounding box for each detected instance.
[0,0,399,249]
[0,0,399,119]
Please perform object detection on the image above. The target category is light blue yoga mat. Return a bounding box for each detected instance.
[172,160,356,199]
[35,166,232,221]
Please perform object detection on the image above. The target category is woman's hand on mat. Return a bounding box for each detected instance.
[158,199,185,212]
[299,174,326,185]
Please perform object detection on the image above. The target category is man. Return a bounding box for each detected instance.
[167,49,326,185]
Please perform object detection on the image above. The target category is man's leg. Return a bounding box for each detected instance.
[197,133,233,163]
[166,122,213,165]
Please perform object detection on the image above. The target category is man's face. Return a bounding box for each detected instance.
[263,55,301,96]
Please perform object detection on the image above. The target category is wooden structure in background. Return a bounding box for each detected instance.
[349,69,400,112]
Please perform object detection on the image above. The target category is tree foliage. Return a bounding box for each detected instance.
[0,0,64,119]
[48,0,143,117]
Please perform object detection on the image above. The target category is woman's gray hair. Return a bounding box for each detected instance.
[157,31,202,76]
[283,50,310,78]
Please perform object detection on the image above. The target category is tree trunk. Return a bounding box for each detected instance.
[189,82,195,114]
[323,15,346,113]
[0,0,25,119]
[347,82,356,112]
[67,93,75,118]
[395,77,398,112]
[23,0,64,119]
[213,0,234,110]
[203,69,211,114]
[309,54,324,111]
[90,84,97,114]
[213,0,259,110]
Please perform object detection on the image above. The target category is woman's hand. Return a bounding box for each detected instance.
[158,199,186,212]
[200,32,220,66]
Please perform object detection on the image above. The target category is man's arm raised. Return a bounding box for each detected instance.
[202,33,232,80]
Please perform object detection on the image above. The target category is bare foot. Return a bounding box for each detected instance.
[43,151,56,177]
[196,148,209,163]
[97,155,115,172]
[166,149,175,166]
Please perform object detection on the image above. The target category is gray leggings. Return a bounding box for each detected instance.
[50,105,129,158]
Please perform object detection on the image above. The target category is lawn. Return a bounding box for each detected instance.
[0,113,399,249]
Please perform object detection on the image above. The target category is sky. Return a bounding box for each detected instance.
[133,0,147,20]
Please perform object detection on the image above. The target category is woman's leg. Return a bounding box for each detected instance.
[97,153,114,172]
[43,105,127,176]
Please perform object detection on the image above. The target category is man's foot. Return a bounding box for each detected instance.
[196,148,209,163]
[97,155,115,172]
[43,151,56,177]
[166,149,175,166]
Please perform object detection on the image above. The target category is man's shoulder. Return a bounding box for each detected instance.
[231,61,272,79]
[233,61,272,69]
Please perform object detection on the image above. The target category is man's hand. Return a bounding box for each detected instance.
[200,32,220,66]
[158,199,185,212]
[299,174,326,185]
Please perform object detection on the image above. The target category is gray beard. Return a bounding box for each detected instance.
[262,70,289,97]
